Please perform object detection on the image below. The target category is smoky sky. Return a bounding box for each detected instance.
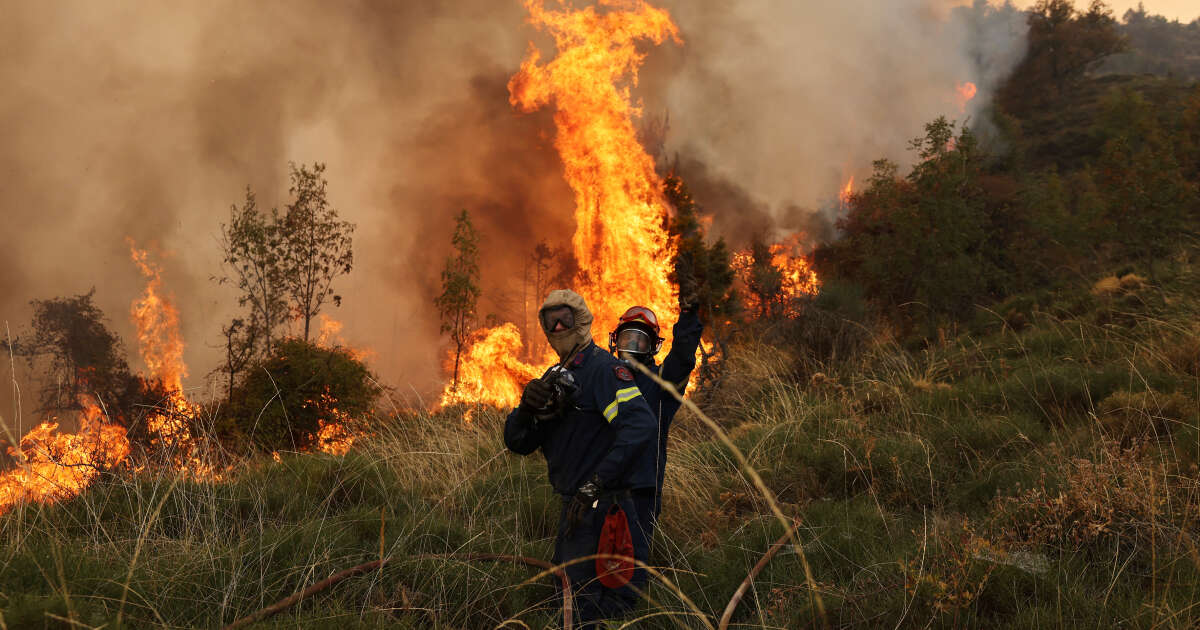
[1,0,1029,429]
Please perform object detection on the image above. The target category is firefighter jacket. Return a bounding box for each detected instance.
[504,342,658,494]
[631,307,704,497]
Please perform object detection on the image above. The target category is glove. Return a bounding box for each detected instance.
[678,275,700,313]
[564,475,603,537]
[518,378,555,413]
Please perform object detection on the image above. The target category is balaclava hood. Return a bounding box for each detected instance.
[539,289,593,359]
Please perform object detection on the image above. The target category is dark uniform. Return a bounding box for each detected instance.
[504,342,658,626]
[629,307,703,519]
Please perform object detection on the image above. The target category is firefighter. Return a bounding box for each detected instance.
[608,298,704,524]
[504,289,659,626]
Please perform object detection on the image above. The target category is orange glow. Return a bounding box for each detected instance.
[0,396,130,513]
[732,234,821,317]
[439,0,684,411]
[955,82,977,113]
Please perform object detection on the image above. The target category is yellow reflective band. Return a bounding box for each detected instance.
[615,386,641,402]
[602,387,642,423]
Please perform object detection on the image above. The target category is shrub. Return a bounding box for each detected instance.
[219,338,378,452]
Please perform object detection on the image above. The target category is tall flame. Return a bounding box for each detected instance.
[509,0,681,344]
[129,242,186,393]
[128,242,217,476]
[437,0,684,411]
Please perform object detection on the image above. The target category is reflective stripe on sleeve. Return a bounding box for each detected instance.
[602,386,643,422]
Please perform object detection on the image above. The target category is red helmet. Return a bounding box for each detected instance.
[609,306,663,362]
[617,306,660,336]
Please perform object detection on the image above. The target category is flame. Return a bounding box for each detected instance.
[129,242,186,393]
[439,324,547,410]
[955,81,977,113]
[0,396,130,513]
[509,0,681,338]
[315,313,373,362]
[305,388,356,456]
[437,0,684,411]
[732,234,821,317]
[839,176,855,208]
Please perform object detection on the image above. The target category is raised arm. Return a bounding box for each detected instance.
[660,307,703,388]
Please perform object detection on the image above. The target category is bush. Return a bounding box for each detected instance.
[219,338,378,452]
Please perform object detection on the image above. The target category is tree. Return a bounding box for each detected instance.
[831,118,1000,334]
[218,318,257,405]
[280,163,355,342]
[219,189,289,357]
[436,209,482,389]
[1095,91,1196,276]
[664,173,737,322]
[999,0,1126,114]
[664,173,738,389]
[18,291,133,414]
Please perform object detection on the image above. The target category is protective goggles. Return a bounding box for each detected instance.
[614,328,653,354]
[540,305,575,333]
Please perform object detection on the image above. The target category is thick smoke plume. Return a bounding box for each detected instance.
[1,0,1026,430]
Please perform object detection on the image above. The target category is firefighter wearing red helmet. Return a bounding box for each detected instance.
[608,296,704,527]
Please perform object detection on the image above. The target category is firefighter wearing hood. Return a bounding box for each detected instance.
[503,289,658,626]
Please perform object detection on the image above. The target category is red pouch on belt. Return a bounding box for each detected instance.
[596,503,635,589]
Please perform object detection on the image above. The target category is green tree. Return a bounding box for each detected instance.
[436,209,482,390]
[664,173,737,387]
[1092,87,1197,275]
[664,173,737,321]
[280,163,355,343]
[219,189,288,357]
[833,119,1000,333]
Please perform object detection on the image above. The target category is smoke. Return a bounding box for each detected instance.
[644,0,1028,243]
[0,0,1027,428]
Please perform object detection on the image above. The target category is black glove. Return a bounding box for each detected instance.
[518,378,555,413]
[565,475,603,537]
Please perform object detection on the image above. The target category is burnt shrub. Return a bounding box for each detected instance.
[219,338,378,452]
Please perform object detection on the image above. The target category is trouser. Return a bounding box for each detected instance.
[553,488,656,628]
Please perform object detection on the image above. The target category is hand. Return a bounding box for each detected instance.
[519,378,555,413]
[564,475,602,537]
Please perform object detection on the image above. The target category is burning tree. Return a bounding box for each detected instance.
[436,209,481,390]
